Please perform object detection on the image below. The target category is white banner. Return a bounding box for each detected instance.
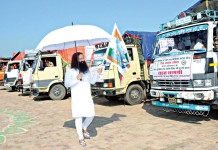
[89,66,105,82]
[158,38,175,53]
[85,46,95,61]
[150,54,193,80]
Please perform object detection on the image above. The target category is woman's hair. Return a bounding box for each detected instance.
[71,52,82,69]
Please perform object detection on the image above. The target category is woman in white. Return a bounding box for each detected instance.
[64,52,102,147]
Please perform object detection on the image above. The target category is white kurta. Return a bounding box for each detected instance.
[64,68,99,118]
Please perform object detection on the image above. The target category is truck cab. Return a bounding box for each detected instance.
[31,51,68,100]
[17,50,38,92]
[4,60,22,90]
[150,10,218,115]
[91,32,156,105]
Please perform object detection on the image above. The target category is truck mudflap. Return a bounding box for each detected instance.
[151,101,210,117]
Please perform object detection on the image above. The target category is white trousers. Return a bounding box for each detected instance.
[75,116,94,139]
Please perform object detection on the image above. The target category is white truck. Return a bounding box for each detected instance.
[17,49,38,93]
[4,60,22,90]
[150,8,218,116]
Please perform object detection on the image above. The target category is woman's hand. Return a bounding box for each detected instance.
[77,73,83,80]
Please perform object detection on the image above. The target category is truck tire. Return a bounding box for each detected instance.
[124,84,146,105]
[11,82,18,91]
[49,84,66,100]
[105,96,120,101]
[11,86,16,91]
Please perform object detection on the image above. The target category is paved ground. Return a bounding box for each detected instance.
[0,87,218,150]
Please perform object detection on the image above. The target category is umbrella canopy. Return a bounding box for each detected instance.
[36,25,113,50]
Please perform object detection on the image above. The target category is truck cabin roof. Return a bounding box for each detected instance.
[160,9,218,31]
[38,50,58,55]
[160,0,218,31]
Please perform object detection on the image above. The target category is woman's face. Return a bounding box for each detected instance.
[78,54,85,62]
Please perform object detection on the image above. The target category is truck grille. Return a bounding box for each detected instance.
[92,82,104,87]
[6,77,16,83]
[158,80,190,87]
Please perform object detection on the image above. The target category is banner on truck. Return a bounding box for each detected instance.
[150,54,193,80]
[158,38,175,53]
[85,46,105,82]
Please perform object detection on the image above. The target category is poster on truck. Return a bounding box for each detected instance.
[150,54,193,80]
[85,46,105,82]
[158,38,175,53]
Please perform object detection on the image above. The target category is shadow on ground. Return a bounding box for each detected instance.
[32,94,70,101]
[33,95,52,101]
[17,92,31,96]
[63,113,126,137]
[93,96,128,107]
[142,101,218,124]
[7,90,17,92]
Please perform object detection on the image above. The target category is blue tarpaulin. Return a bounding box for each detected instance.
[184,0,204,13]
[123,31,157,60]
[184,0,218,13]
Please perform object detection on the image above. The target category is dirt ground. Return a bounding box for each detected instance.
[0,87,218,150]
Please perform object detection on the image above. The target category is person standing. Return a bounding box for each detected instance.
[64,52,102,147]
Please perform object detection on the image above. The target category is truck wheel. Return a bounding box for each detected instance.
[105,96,120,101]
[124,84,146,105]
[11,86,16,91]
[49,84,66,100]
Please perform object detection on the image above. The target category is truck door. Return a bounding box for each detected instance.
[37,56,60,88]
[127,47,139,78]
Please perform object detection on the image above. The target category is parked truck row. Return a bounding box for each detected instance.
[29,32,156,105]
[2,0,217,117]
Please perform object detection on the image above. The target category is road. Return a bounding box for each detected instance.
[0,87,218,150]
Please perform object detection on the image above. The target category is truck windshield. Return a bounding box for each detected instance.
[7,62,20,72]
[154,25,208,56]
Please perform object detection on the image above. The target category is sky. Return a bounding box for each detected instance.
[0,0,198,57]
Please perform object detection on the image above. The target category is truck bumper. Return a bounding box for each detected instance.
[4,82,14,89]
[150,89,215,101]
[92,89,116,96]
[151,101,210,111]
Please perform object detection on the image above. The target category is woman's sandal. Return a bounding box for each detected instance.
[79,139,86,147]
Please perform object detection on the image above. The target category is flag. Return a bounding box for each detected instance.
[105,24,131,83]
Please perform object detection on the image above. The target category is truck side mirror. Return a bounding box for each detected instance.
[39,61,44,71]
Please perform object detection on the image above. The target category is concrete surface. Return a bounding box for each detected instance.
[0,87,218,150]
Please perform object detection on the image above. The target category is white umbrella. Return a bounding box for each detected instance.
[36,25,113,50]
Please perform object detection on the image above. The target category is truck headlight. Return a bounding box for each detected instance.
[193,80,204,87]
[103,82,113,88]
[152,80,157,85]
[205,79,212,86]
[103,83,108,87]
